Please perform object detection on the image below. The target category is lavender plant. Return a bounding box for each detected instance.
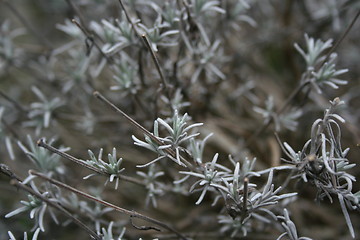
[5,182,56,232]
[17,135,67,175]
[279,98,360,238]
[24,87,63,135]
[294,34,348,94]
[82,147,125,189]
[1,0,359,239]
[8,228,41,240]
[0,20,24,69]
[0,106,15,160]
[277,209,312,240]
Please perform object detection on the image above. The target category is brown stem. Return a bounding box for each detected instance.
[93,91,195,170]
[116,0,171,101]
[117,0,142,37]
[71,19,113,64]
[0,163,22,182]
[65,0,87,29]
[36,139,145,186]
[241,177,249,223]
[322,9,360,65]
[141,34,169,93]
[37,138,105,174]
[10,179,101,240]
[0,164,100,240]
[30,170,189,240]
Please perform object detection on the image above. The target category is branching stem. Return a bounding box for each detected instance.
[30,170,189,240]
[11,179,102,240]
[117,0,171,99]
[0,164,100,240]
[37,139,145,186]
[245,10,360,148]
[322,9,360,65]
[93,91,195,170]
[71,19,113,64]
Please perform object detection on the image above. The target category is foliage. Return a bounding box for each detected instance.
[0,0,359,239]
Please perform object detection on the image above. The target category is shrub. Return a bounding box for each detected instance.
[1,0,359,239]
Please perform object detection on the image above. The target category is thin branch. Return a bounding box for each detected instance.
[130,216,161,231]
[10,179,101,240]
[36,138,145,186]
[93,92,161,144]
[71,19,113,64]
[93,91,195,169]
[117,0,142,37]
[37,137,190,193]
[241,177,249,223]
[30,170,189,240]
[64,0,87,29]
[141,34,169,92]
[0,164,100,240]
[117,0,171,99]
[322,9,360,65]
[37,138,105,174]
[0,163,22,182]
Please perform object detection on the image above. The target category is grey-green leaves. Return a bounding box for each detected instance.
[83,148,125,189]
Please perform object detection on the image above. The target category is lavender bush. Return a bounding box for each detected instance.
[1,0,359,239]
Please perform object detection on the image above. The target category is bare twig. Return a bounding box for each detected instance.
[93,92,161,145]
[116,0,171,99]
[0,164,100,240]
[30,170,189,240]
[37,138,105,174]
[37,138,145,186]
[141,34,169,92]
[117,0,142,37]
[0,163,22,182]
[65,0,87,29]
[71,19,113,64]
[241,177,249,223]
[130,216,161,231]
[322,9,360,65]
[93,91,195,169]
[10,179,101,240]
